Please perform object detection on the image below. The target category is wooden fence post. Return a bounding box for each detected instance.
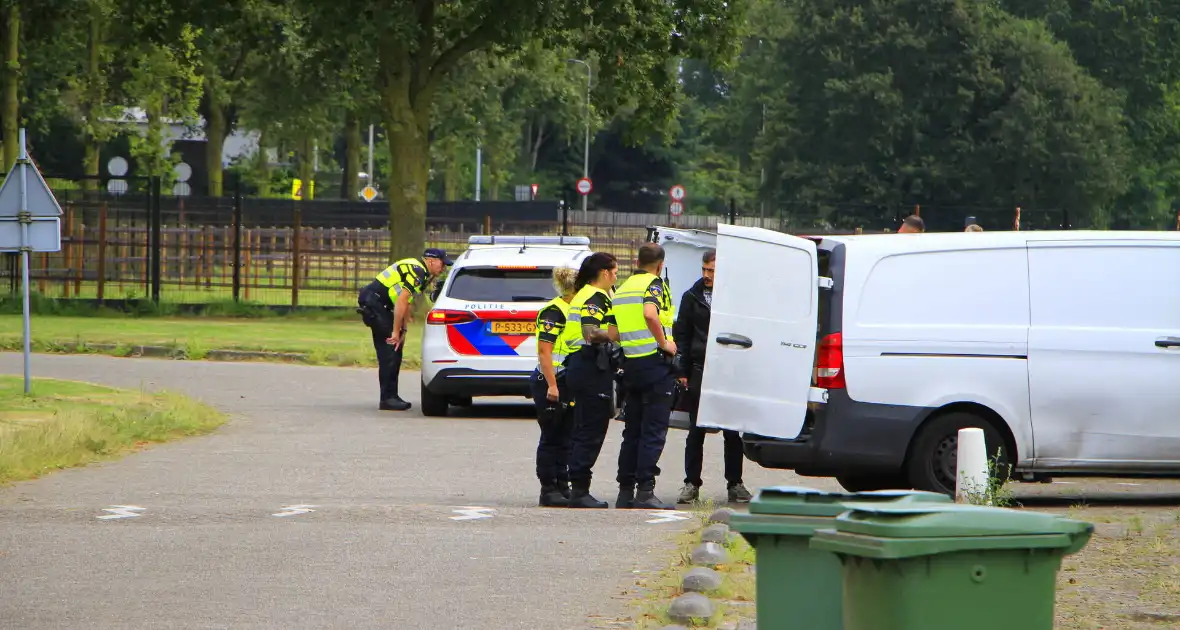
[97,203,108,302]
[292,206,302,307]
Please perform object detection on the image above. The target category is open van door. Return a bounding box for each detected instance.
[649,226,719,431]
[696,224,820,439]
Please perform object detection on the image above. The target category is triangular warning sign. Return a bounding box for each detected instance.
[0,158,63,218]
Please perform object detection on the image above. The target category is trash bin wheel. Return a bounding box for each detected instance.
[905,411,1011,495]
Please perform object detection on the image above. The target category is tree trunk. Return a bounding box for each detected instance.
[297,135,314,199]
[381,90,430,263]
[82,13,102,194]
[2,7,20,172]
[443,144,458,201]
[82,141,100,194]
[205,90,228,196]
[341,111,361,199]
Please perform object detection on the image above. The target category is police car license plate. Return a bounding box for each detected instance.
[490,321,535,334]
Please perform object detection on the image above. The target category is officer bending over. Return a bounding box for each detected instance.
[531,265,579,507]
[560,252,620,509]
[614,243,678,510]
[357,248,452,411]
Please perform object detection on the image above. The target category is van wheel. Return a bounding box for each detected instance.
[836,473,911,493]
[905,412,1010,496]
[420,381,450,417]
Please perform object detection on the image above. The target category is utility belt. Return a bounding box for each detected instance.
[564,342,623,373]
[534,367,574,423]
[357,284,394,336]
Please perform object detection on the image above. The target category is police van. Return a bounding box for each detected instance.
[687,224,1180,496]
[419,235,592,416]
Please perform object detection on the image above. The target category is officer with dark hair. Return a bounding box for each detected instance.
[357,248,452,411]
[613,243,678,510]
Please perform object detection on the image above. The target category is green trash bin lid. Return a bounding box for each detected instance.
[732,486,951,538]
[809,502,1095,559]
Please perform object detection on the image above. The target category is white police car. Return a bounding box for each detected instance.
[420,235,592,416]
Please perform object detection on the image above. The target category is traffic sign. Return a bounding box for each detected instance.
[669,184,686,201]
[530,183,539,199]
[669,201,684,216]
[576,177,593,195]
[361,185,378,202]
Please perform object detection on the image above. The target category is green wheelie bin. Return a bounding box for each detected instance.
[808,501,1094,630]
[728,486,951,630]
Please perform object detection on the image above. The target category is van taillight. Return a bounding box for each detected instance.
[427,309,476,325]
[816,332,845,389]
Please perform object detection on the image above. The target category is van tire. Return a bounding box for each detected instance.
[836,473,910,493]
[905,411,1009,496]
[420,381,450,417]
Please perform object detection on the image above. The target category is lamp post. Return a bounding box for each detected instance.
[567,59,591,215]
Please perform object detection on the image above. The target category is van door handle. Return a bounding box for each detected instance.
[716,334,753,349]
[1156,337,1180,348]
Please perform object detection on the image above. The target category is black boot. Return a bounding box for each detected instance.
[558,481,571,500]
[615,483,636,509]
[631,481,674,510]
[567,483,608,509]
[380,397,411,411]
[539,485,569,507]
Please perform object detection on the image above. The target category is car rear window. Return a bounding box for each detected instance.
[445,267,558,302]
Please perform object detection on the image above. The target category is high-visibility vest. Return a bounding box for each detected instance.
[536,296,574,368]
[556,284,610,360]
[612,271,674,358]
[376,258,429,304]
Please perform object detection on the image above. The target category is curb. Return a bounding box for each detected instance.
[662,507,757,630]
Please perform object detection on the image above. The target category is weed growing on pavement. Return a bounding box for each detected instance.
[0,376,226,485]
[959,447,1016,507]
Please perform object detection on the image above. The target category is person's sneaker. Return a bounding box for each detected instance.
[677,483,700,504]
[379,397,411,411]
[728,483,753,503]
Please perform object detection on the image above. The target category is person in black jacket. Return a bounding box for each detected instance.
[672,249,751,504]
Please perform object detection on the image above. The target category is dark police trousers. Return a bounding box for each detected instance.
[565,348,615,490]
[358,283,403,401]
[682,363,743,487]
[617,353,676,488]
[530,367,572,489]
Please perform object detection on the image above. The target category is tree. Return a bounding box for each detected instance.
[299,0,747,260]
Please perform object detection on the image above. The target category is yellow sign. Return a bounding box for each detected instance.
[361,185,378,202]
[490,321,535,335]
[291,178,315,200]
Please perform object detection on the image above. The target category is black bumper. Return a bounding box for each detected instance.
[742,389,930,477]
[424,368,534,398]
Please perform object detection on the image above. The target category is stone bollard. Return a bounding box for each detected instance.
[691,541,730,567]
[668,592,716,623]
[708,507,737,525]
[682,567,723,593]
[701,523,730,544]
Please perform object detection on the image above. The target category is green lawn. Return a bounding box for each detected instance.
[0,314,424,368]
[0,375,226,484]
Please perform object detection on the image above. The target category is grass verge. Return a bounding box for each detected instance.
[0,375,227,485]
[0,314,424,369]
[628,500,757,629]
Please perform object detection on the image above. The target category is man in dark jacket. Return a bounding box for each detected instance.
[672,249,751,504]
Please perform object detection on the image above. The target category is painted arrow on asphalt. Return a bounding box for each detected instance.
[646,510,691,524]
[272,505,317,517]
[450,506,496,521]
[97,505,145,520]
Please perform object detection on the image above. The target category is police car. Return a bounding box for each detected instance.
[419,235,593,416]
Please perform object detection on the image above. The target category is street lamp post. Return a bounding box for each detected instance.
[567,59,591,215]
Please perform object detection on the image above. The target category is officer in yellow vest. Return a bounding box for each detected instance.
[357,248,452,410]
[559,252,621,509]
[531,265,580,507]
[613,243,678,510]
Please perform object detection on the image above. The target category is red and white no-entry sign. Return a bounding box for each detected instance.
[576,177,593,195]
[669,201,684,216]
[669,184,686,201]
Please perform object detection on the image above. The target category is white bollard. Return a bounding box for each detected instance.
[955,427,989,503]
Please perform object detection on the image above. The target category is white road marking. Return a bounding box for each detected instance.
[1116,482,1142,486]
[450,506,496,521]
[272,505,317,517]
[97,505,145,520]
[646,510,691,524]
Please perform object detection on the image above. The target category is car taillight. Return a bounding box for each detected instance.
[427,309,477,325]
[815,332,846,389]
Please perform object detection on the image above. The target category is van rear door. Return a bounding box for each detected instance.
[697,224,821,439]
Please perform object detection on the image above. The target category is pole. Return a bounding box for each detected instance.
[567,59,592,215]
[150,176,161,303]
[729,198,736,224]
[18,128,30,393]
[561,197,569,236]
[232,177,242,301]
[367,124,374,188]
[475,141,482,201]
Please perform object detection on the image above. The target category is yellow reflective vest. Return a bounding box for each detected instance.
[612,271,674,359]
[556,284,610,360]
[375,258,429,305]
[535,296,574,368]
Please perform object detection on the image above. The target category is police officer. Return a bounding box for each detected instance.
[558,252,620,509]
[531,265,579,507]
[357,248,452,410]
[613,243,677,510]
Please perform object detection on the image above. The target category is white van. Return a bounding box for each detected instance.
[694,225,1180,495]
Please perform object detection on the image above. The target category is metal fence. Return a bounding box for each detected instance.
[0,182,1111,308]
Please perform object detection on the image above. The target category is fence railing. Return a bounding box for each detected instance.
[0,186,1118,308]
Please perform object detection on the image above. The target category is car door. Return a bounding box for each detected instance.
[1026,240,1180,468]
[696,224,820,439]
